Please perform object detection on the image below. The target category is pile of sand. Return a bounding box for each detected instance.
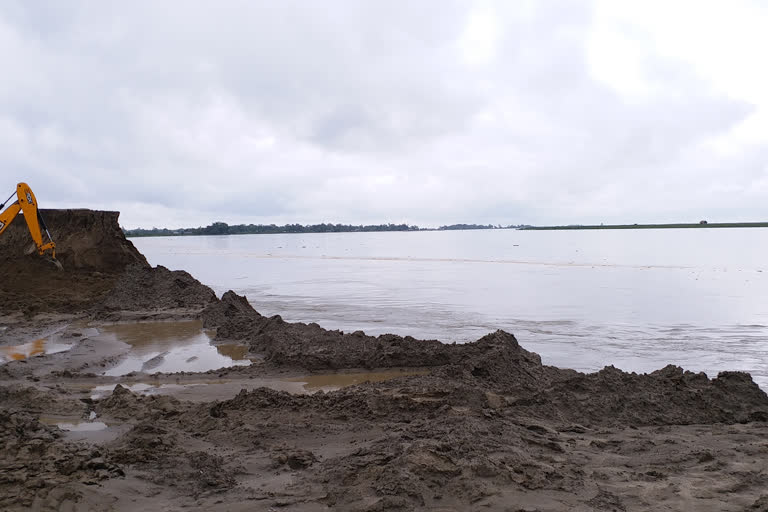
[0,209,147,271]
[1,209,215,319]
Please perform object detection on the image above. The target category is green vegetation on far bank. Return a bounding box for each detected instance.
[521,221,768,231]
[122,220,768,237]
[123,222,519,237]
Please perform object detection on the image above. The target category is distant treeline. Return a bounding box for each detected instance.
[520,221,768,230]
[123,222,520,237]
[437,223,498,230]
[124,222,417,237]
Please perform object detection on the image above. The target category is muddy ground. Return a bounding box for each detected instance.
[2,210,768,511]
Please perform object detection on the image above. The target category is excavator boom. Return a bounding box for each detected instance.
[0,182,60,267]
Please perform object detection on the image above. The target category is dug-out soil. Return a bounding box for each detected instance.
[1,209,768,511]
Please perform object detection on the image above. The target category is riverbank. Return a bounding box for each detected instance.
[2,209,768,511]
[521,221,768,230]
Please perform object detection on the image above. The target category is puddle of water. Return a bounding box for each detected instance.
[57,421,109,432]
[100,320,251,376]
[39,414,109,431]
[0,338,73,364]
[91,381,234,399]
[39,414,121,443]
[216,343,251,360]
[89,369,429,401]
[91,380,306,400]
[287,369,429,392]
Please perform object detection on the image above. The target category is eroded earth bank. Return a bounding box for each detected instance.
[2,210,768,511]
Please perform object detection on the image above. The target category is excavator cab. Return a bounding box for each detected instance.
[0,182,62,270]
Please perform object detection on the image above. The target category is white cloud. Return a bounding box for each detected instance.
[0,0,765,228]
[459,8,500,66]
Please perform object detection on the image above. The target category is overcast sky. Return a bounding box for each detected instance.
[2,1,767,228]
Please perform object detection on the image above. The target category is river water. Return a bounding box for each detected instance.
[132,229,768,388]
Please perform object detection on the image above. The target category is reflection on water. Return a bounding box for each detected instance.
[102,320,209,347]
[101,320,251,376]
[57,421,108,432]
[0,338,72,364]
[39,414,119,442]
[288,369,429,392]
[216,343,250,361]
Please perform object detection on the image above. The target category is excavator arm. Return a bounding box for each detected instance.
[0,182,60,267]
[0,200,22,236]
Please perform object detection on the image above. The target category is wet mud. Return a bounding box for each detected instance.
[2,209,768,511]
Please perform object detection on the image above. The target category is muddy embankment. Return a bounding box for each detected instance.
[1,209,215,333]
[2,209,768,511]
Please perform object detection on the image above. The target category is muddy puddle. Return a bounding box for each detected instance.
[287,369,430,392]
[0,338,73,364]
[39,413,120,442]
[100,320,252,376]
[90,369,429,401]
[90,380,304,400]
[56,421,109,432]
[40,415,107,430]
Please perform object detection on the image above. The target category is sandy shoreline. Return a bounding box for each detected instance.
[2,210,768,511]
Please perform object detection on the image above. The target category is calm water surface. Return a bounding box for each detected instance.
[132,229,768,388]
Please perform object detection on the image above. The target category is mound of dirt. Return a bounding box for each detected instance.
[1,209,217,320]
[520,364,768,427]
[0,209,147,271]
[436,329,567,392]
[96,383,184,420]
[202,292,768,430]
[103,388,238,497]
[0,257,117,316]
[96,264,218,320]
[0,209,149,317]
[108,420,236,496]
[0,409,123,510]
[205,291,510,370]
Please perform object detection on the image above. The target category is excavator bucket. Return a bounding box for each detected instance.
[46,255,64,271]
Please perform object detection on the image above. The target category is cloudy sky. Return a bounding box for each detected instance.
[2,1,767,228]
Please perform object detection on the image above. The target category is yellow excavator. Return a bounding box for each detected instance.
[0,182,62,269]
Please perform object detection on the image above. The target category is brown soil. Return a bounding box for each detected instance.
[1,209,217,340]
[2,209,768,511]
[0,209,147,270]
[0,209,145,319]
[95,264,218,322]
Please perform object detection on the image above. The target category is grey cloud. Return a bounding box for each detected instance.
[0,0,764,227]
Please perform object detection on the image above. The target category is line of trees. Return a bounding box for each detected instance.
[122,222,528,238]
[437,223,497,230]
[123,222,421,237]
